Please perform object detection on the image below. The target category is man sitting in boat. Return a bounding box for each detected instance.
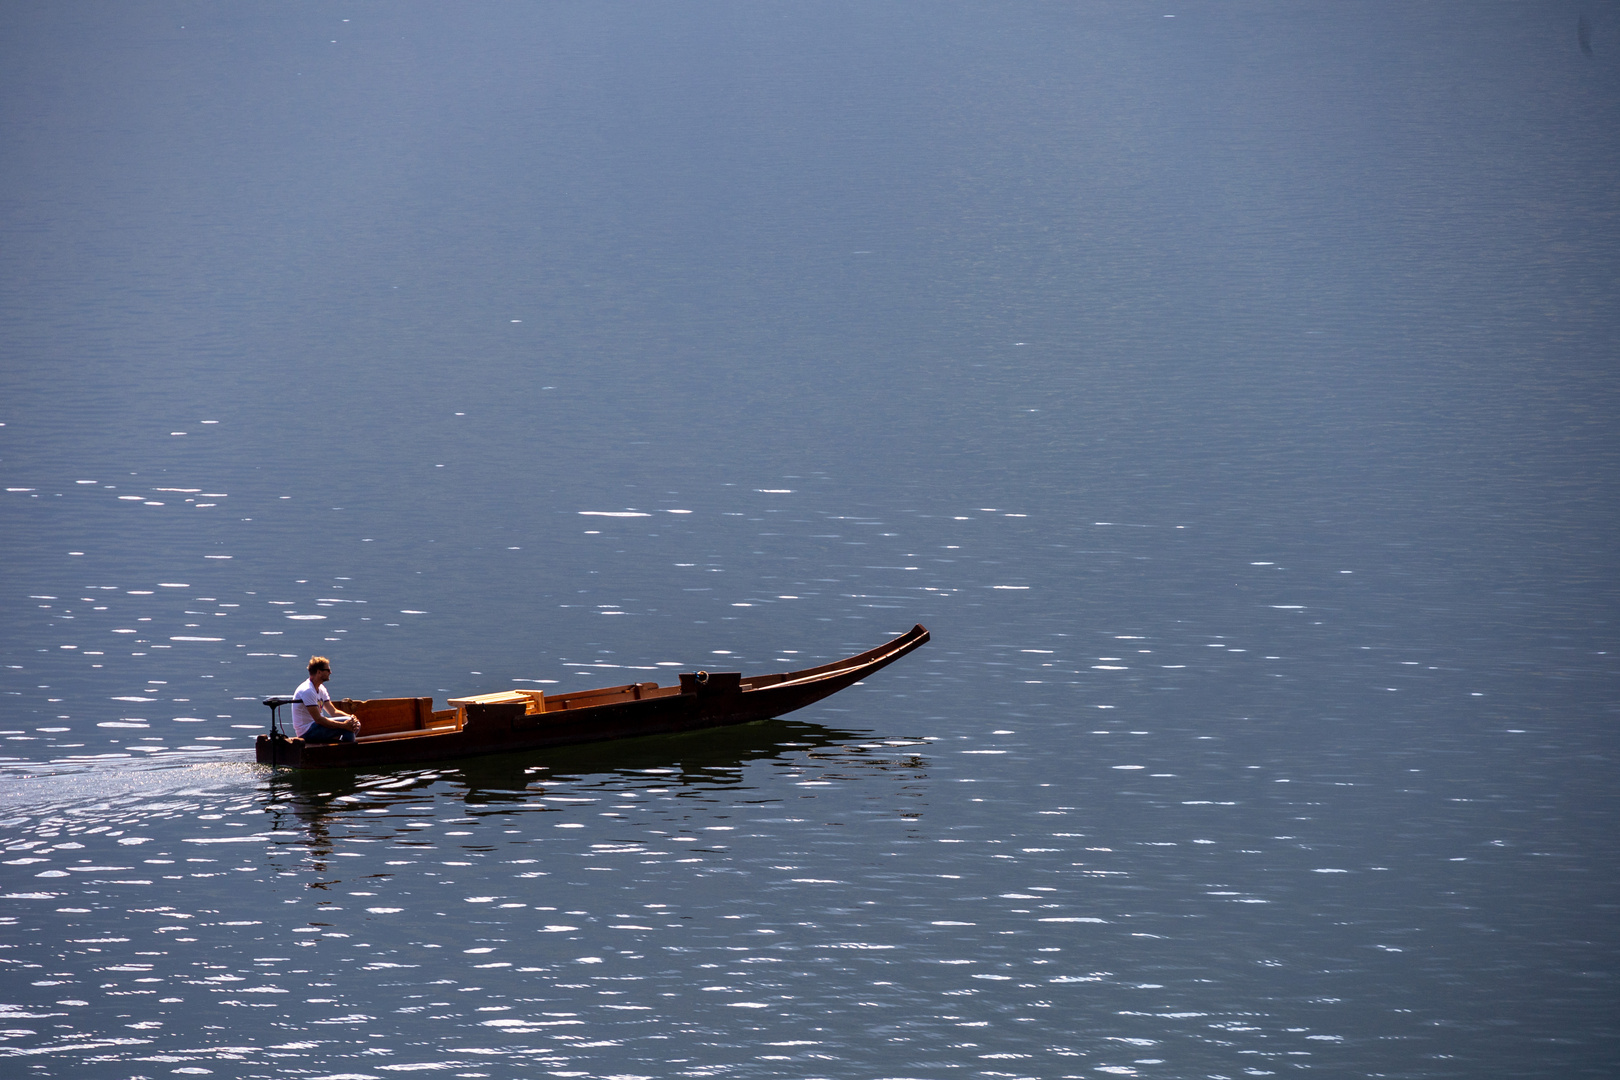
[292,656,360,743]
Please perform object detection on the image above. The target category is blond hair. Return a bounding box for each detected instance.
[307,655,331,677]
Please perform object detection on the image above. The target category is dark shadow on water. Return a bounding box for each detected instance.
[261,716,888,843]
[461,715,880,793]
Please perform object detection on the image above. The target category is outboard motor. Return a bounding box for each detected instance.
[262,695,296,766]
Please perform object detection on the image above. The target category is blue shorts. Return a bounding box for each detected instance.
[301,724,356,744]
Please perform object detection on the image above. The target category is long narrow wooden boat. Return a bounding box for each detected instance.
[255,624,929,769]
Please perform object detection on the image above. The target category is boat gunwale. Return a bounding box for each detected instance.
[738,624,929,691]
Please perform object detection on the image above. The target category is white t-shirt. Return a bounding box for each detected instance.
[292,678,331,737]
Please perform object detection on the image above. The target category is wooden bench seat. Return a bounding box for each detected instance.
[332,696,435,737]
[360,722,458,744]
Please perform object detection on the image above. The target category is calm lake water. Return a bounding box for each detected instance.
[2,3,1617,1078]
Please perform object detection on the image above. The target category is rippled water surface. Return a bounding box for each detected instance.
[3,3,1618,1078]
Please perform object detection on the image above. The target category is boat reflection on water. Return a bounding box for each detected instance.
[262,716,932,852]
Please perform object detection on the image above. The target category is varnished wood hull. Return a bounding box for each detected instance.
[256,624,928,770]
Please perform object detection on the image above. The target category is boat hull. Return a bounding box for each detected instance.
[256,624,928,769]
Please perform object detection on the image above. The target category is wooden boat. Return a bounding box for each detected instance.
[256,624,929,769]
